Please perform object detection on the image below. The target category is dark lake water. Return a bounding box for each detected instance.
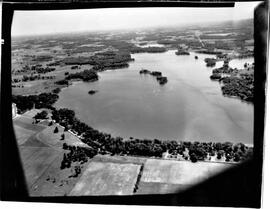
[55,51,254,144]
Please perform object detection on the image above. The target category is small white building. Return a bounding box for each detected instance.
[12,103,17,118]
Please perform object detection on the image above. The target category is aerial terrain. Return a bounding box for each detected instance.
[12,18,254,196]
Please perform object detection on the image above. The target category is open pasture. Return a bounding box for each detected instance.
[38,124,89,148]
[29,154,89,196]
[69,162,141,196]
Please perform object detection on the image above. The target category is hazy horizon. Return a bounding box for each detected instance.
[12,2,260,37]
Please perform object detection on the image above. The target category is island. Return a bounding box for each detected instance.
[156,76,168,85]
[139,70,168,85]
[151,71,162,77]
[139,69,151,74]
[88,90,98,95]
[204,58,217,67]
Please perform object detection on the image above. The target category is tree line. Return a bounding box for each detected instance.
[51,108,253,165]
[12,93,59,113]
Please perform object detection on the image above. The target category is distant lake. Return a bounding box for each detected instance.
[55,51,254,144]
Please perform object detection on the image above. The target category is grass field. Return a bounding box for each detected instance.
[30,155,90,196]
[22,109,45,118]
[13,116,45,132]
[38,124,89,149]
[92,154,147,165]
[12,64,91,95]
[69,161,141,196]
[12,111,94,196]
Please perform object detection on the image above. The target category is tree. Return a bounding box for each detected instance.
[74,166,81,177]
[54,127,59,133]
[63,143,68,150]
[190,153,198,163]
[61,133,65,140]
[217,150,223,160]
[225,154,232,162]
[234,153,241,162]
[52,88,61,94]
[33,110,48,120]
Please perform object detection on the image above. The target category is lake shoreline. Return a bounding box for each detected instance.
[54,50,253,144]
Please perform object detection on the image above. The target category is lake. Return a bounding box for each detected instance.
[55,50,254,144]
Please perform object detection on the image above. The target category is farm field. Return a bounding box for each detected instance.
[69,161,141,196]
[139,159,235,188]
[22,147,61,189]
[13,115,45,132]
[29,155,90,196]
[13,125,36,145]
[136,182,188,194]
[13,110,91,195]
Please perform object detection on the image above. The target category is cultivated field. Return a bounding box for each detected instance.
[136,182,187,194]
[22,147,61,189]
[69,161,141,196]
[13,125,36,145]
[137,158,235,194]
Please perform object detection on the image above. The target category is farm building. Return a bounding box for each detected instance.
[12,103,17,118]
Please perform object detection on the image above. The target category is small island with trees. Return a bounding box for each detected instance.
[139,69,168,85]
[204,58,217,67]
[88,90,98,95]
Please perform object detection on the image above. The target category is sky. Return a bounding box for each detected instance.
[12,2,261,36]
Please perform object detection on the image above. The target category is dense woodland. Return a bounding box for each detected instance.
[66,69,98,82]
[12,93,59,113]
[209,60,254,102]
[221,74,254,102]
